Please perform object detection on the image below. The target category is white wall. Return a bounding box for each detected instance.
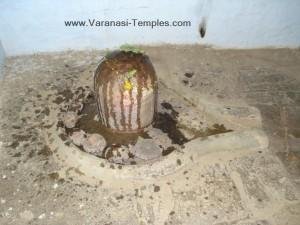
[0,0,300,56]
[0,41,5,78]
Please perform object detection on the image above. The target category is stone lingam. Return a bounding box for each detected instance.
[94,49,158,133]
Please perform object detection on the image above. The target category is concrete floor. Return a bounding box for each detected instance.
[0,45,299,225]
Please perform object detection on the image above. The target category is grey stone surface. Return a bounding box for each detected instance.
[82,133,106,155]
[105,145,133,164]
[70,130,86,146]
[130,137,162,160]
[62,111,79,129]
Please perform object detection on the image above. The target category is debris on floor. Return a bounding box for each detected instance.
[0,45,299,225]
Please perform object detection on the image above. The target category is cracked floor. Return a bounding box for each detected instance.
[0,45,299,225]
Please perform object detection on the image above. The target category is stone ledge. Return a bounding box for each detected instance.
[48,128,268,181]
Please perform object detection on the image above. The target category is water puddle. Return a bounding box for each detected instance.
[56,85,232,164]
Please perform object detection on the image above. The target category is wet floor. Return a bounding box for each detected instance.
[59,86,232,162]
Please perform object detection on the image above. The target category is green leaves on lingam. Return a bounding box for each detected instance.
[119,44,144,54]
[126,69,137,79]
[105,44,144,57]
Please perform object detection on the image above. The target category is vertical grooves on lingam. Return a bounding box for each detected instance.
[109,79,119,131]
[94,50,157,133]
[102,80,109,127]
[119,84,126,130]
[128,88,133,130]
[136,71,142,129]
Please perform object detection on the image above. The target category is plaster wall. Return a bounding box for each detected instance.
[0,0,299,56]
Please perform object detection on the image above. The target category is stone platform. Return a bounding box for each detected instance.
[0,45,299,225]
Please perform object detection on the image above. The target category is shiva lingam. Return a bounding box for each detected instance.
[94,48,158,133]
